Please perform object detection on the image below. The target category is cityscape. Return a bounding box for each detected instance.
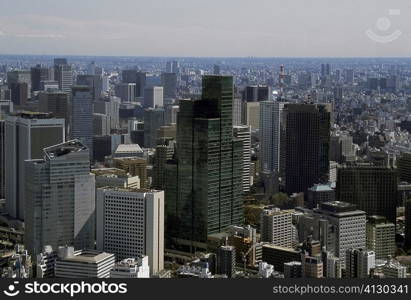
[0,0,411,285]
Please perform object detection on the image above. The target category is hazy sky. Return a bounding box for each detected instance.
[0,0,411,57]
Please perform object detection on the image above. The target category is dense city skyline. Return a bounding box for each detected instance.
[1,3,411,295]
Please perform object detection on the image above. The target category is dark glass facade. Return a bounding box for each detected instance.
[284,103,331,194]
[166,75,243,252]
[336,166,398,223]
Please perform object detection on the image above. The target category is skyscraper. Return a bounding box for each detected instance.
[38,91,70,136]
[284,103,331,194]
[71,86,94,158]
[167,75,243,252]
[122,70,146,98]
[115,83,136,102]
[0,119,4,200]
[96,188,164,275]
[260,101,286,174]
[24,140,95,256]
[7,70,31,106]
[31,65,52,92]
[144,108,165,148]
[233,125,251,193]
[76,74,103,100]
[336,165,398,223]
[54,61,73,93]
[161,73,177,98]
[5,112,65,220]
[144,86,164,109]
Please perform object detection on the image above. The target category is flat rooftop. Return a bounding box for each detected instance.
[115,144,143,154]
[61,250,114,264]
[43,140,88,159]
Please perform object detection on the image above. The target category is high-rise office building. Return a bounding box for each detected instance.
[94,96,121,131]
[38,91,70,136]
[345,249,375,278]
[168,61,178,74]
[144,86,164,108]
[336,166,398,223]
[93,113,110,136]
[232,98,242,126]
[122,70,146,98]
[233,125,251,193]
[297,202,366,264]
[165,104,179,126]
[397,152,411,183]
[76,74,103,100]
[54,62,73,93]
[242,101,260,130]
[7,70,31,106]
[152,140,175,190]
[260,101,286,174]
[0,120,4,200]
[217,246,236,278]
[96,188,164,275]
[71,86,94,158]
[284,103,331,194]
[242,85,271,102]
[260,207,294,248]
[0,99,12,200]
[30,65,52,92]
[115,83,136,102]
[161,73,177,98]
[5,112,65,220]
[24,140,95,256]
[330,134,354,163]
[144,108,165,148]
[366,216,396,260]
[166,75,243,252]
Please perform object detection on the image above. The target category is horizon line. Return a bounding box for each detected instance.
[1,53,411,60]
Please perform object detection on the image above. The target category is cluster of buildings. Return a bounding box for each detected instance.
[0,56,410,279]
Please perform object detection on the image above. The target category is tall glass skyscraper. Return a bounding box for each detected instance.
[167,75,243,252]
[284,103,331,194]
[71,86,94,159]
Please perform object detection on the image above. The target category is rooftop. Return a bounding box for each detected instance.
[61,250,114,264]
[115,144,143,154]
[43,140,88,159]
